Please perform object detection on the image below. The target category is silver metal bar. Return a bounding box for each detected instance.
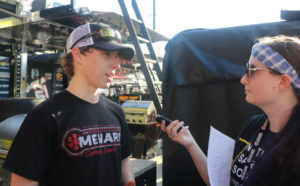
[0,7,24,20]
[124,111,144,115]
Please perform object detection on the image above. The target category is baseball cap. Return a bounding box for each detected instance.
[66,22,134,60]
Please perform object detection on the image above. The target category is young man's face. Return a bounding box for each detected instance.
[80,48,120,89]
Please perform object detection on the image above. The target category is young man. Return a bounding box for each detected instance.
[3,22,136,186]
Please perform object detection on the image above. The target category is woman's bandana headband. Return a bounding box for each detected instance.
[251,43,300,91]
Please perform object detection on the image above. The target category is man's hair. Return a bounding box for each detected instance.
[60,46,93,77]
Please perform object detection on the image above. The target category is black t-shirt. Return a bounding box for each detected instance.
[231,114,278,186]
[3,90,132,186]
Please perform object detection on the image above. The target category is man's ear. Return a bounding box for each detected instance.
[71,48,84,65]
[279,74,292,91]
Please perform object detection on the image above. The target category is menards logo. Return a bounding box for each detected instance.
[62,125,121,157]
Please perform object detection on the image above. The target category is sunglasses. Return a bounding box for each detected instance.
[70,27,122,49]
[245,62,273,78]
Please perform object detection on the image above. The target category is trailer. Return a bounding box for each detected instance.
[0,0,167,185]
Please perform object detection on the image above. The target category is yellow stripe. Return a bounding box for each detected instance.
[0,17,23,29]
[238,138,249,145]
[0,139,12,159]
[231,138,249,168]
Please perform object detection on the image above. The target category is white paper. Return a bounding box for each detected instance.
[207,126,235,186]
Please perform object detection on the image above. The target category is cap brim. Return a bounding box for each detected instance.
[93,42,135,60]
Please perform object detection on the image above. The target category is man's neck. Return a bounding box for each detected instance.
[66,76,101,104]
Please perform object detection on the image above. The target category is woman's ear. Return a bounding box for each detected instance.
[279,74,292,91]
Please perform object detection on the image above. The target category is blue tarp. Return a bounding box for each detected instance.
[163,21,300,86]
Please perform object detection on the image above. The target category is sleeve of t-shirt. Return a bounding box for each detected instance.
[2,109,55,181]
[120,110,132,160]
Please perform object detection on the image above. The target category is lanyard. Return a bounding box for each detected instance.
[246,118,268,163]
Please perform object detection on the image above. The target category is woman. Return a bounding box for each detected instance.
[162,35,300,185]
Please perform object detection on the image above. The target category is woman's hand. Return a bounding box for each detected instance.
[161,120,196,148]
[161,120,210,185]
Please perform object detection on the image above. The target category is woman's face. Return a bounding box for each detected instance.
[240,56,282,108]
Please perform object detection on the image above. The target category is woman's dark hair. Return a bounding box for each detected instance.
[60,46,93,77]
[258,35,300,99]
[244,35,300,185]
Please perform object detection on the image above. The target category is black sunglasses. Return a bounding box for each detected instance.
[70,27,122,50]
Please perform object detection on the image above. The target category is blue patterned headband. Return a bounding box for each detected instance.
[251,43,300,91]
